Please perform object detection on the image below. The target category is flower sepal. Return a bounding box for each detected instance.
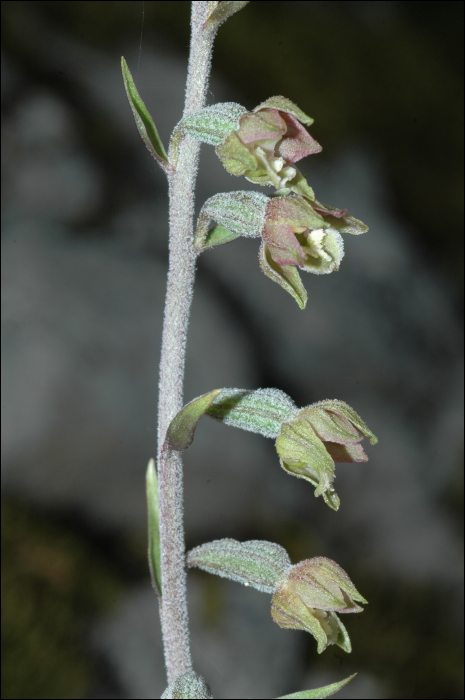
[271,557,367,654]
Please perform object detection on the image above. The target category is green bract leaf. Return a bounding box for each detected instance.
[259,243,308,310]
[170,102,247,165]
[203,224,241,249]
[161,671,213,699]
[194,191,268,250]
[146,458,162,596]
[187,539,291,593]
[121,57,170,169]
[205,1,250,30]
[276,674,356,699]
[254,96,315,126]
[206,388,298,438]
[166,389,222,451]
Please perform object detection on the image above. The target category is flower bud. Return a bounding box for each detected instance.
[215,96,321,191]
[275,399,377,510]
[271,557,367,654]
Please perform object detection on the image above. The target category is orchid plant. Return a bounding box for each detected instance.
[122,3,377,698]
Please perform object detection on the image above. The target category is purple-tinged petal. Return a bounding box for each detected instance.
[278,113,322,163]
[325,442,369,463]
[237,109,285,144]
[259,243,307,309]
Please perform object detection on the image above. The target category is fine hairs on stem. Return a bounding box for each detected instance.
[122,2,377,697]
[157,2,216,684]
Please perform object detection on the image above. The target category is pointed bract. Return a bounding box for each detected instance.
[187,538,291,594]
[146,459,162,596]
[276,674,356,699]
[206,387,298,438]
[121,58,170,172]
[166,389,222,451]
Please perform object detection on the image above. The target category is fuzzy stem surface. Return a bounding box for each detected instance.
[157,1,216,685]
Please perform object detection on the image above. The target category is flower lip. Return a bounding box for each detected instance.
[262,195,344,274]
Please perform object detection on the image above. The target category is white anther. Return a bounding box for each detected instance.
[269,156,285,173]
[306,228,331,261]
[279,166,297,187]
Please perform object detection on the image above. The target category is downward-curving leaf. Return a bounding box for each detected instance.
[203,224,241,249]
[166,389,222,451]
[146,458,162,595]
[206,387,298,438]
[170,102,246,166]
[121,57,170,170]
[276,674,357,699]
[187,538,291,593]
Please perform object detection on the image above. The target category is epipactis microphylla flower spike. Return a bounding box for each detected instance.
[271,557,366,654]
[275,400,377,510]
[215,96,321,191]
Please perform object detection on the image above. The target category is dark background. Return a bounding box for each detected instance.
[1,2,463,699]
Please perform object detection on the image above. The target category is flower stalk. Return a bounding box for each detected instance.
[156,1,218,684]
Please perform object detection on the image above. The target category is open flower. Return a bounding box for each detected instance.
[271,557,367,653]
[215,96,321,194]
[195,190,369,308]
[261,194,344,272]
[275,399,378,510]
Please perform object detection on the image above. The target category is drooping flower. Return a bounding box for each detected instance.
[215,96,321,194]
[275,399,378,510]
[271,556,367,653]
[194,190,368,308]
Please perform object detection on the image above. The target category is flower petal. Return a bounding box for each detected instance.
[278,113,322,163]
[259,243,308,309]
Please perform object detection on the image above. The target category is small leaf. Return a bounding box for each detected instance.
[170,102,246,165]
[121,57,170,169]
[276,674,356,699]
[194,190,268,250]
[259,242,308,309]
[203,224,241,249]
[206,387,298,438]
[146,458,162,595]
[187,539,291,593]
[166,389,222,451]
[205,1,250,30]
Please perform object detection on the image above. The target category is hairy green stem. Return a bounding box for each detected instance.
[157,1,216,685]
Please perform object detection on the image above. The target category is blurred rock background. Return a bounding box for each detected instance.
[1,1,463,698]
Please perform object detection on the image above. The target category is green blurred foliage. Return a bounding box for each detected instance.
[1,499,123,699]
